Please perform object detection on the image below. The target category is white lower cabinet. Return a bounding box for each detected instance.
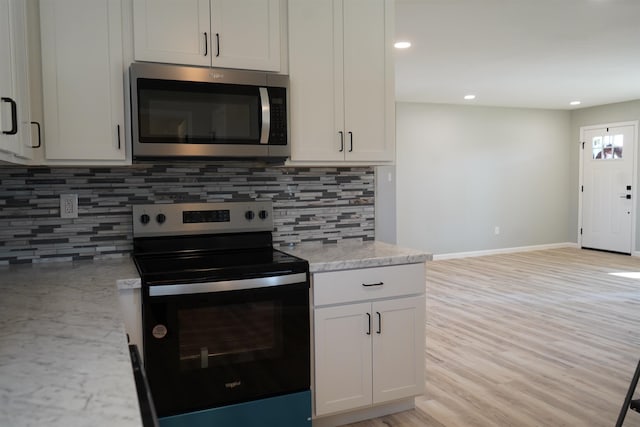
[312,263,426,417]
[372,296,425,404]
[315,302,373,414]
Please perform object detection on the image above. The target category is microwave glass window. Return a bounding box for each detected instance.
[145,99,192,140]
[178,301,283,371]
[138,79,261,144]
[210,99,257,139]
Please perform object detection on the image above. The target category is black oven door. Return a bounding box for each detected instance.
[143,278,310,418]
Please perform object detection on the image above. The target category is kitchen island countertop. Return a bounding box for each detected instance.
[0,257,143,427]
[280,240,431,273]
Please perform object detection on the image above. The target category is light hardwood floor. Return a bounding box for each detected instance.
[345,248,640,426]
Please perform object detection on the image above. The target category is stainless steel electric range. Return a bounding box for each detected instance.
[131,201,311,427]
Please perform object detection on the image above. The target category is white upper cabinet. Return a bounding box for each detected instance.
[288,0,395,164]
[210,0,281,71]
[133,0,211,67]
[40,0,127,162]
[342,0,391,162]
[0,0,35,163]
[133,0,281,72]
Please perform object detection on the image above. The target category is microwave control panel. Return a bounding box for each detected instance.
[268,87,287,145]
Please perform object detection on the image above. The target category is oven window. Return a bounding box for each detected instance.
[178,301,283,371]
[137,78,261,144]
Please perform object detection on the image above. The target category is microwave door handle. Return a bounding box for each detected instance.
[259,87,270,144]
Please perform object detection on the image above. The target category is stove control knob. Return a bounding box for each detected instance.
[140,214,150,225]
[156,213,166,224]
[258,210,269,220]
[245,210,255,221]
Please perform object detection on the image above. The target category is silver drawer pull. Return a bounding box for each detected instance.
[362,281,384,287]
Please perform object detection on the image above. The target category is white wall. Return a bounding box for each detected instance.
[395,102,571,255]
[375,165,397,244]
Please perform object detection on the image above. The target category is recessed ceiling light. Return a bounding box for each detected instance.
[394,41,411,49]
[464,94,476,100]
[570,101,581,106]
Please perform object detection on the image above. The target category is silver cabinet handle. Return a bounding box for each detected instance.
[376,312,381,334]
[203,32,208,56]
[348,131,353,152]
[338,131,344,152]
[215,33,220,57]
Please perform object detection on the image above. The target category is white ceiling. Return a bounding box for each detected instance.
[394,0,640,110]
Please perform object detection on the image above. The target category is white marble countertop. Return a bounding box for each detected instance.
[0,241,429,426]
[280,240,431,273]
[0,257,143,427]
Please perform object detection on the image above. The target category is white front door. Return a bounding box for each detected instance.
[581,124,635,254]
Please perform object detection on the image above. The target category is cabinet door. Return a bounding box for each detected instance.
[40,0,126,161]
[210,0,280,71]
[372,295,425,404]
[0,0,32,161]
[133,0,210,66]
[314,302,372,416]
[343,0,392,162]
[288,0,344,162]
[289,0,394,164]
[0,0,19,157]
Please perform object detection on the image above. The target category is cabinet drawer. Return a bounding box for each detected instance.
[313,263,425,306]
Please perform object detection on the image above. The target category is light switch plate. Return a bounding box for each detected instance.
[60,194,78,218]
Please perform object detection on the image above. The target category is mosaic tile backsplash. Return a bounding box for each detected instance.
[0,163,375,265]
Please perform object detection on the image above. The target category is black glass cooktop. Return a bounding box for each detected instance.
[134,248,308,286]
[132,231,308,286]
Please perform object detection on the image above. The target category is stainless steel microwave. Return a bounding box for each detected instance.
[130,63,289,160]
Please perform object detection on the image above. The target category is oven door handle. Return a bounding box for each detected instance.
[148,272,307,297]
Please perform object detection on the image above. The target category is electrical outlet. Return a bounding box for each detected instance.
[60,194,78,218]
[494,226,500,235]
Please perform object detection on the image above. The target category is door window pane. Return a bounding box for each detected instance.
[592,134,623,159]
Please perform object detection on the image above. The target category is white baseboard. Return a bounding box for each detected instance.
[632,251,640,257]
[433,242,578,260]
